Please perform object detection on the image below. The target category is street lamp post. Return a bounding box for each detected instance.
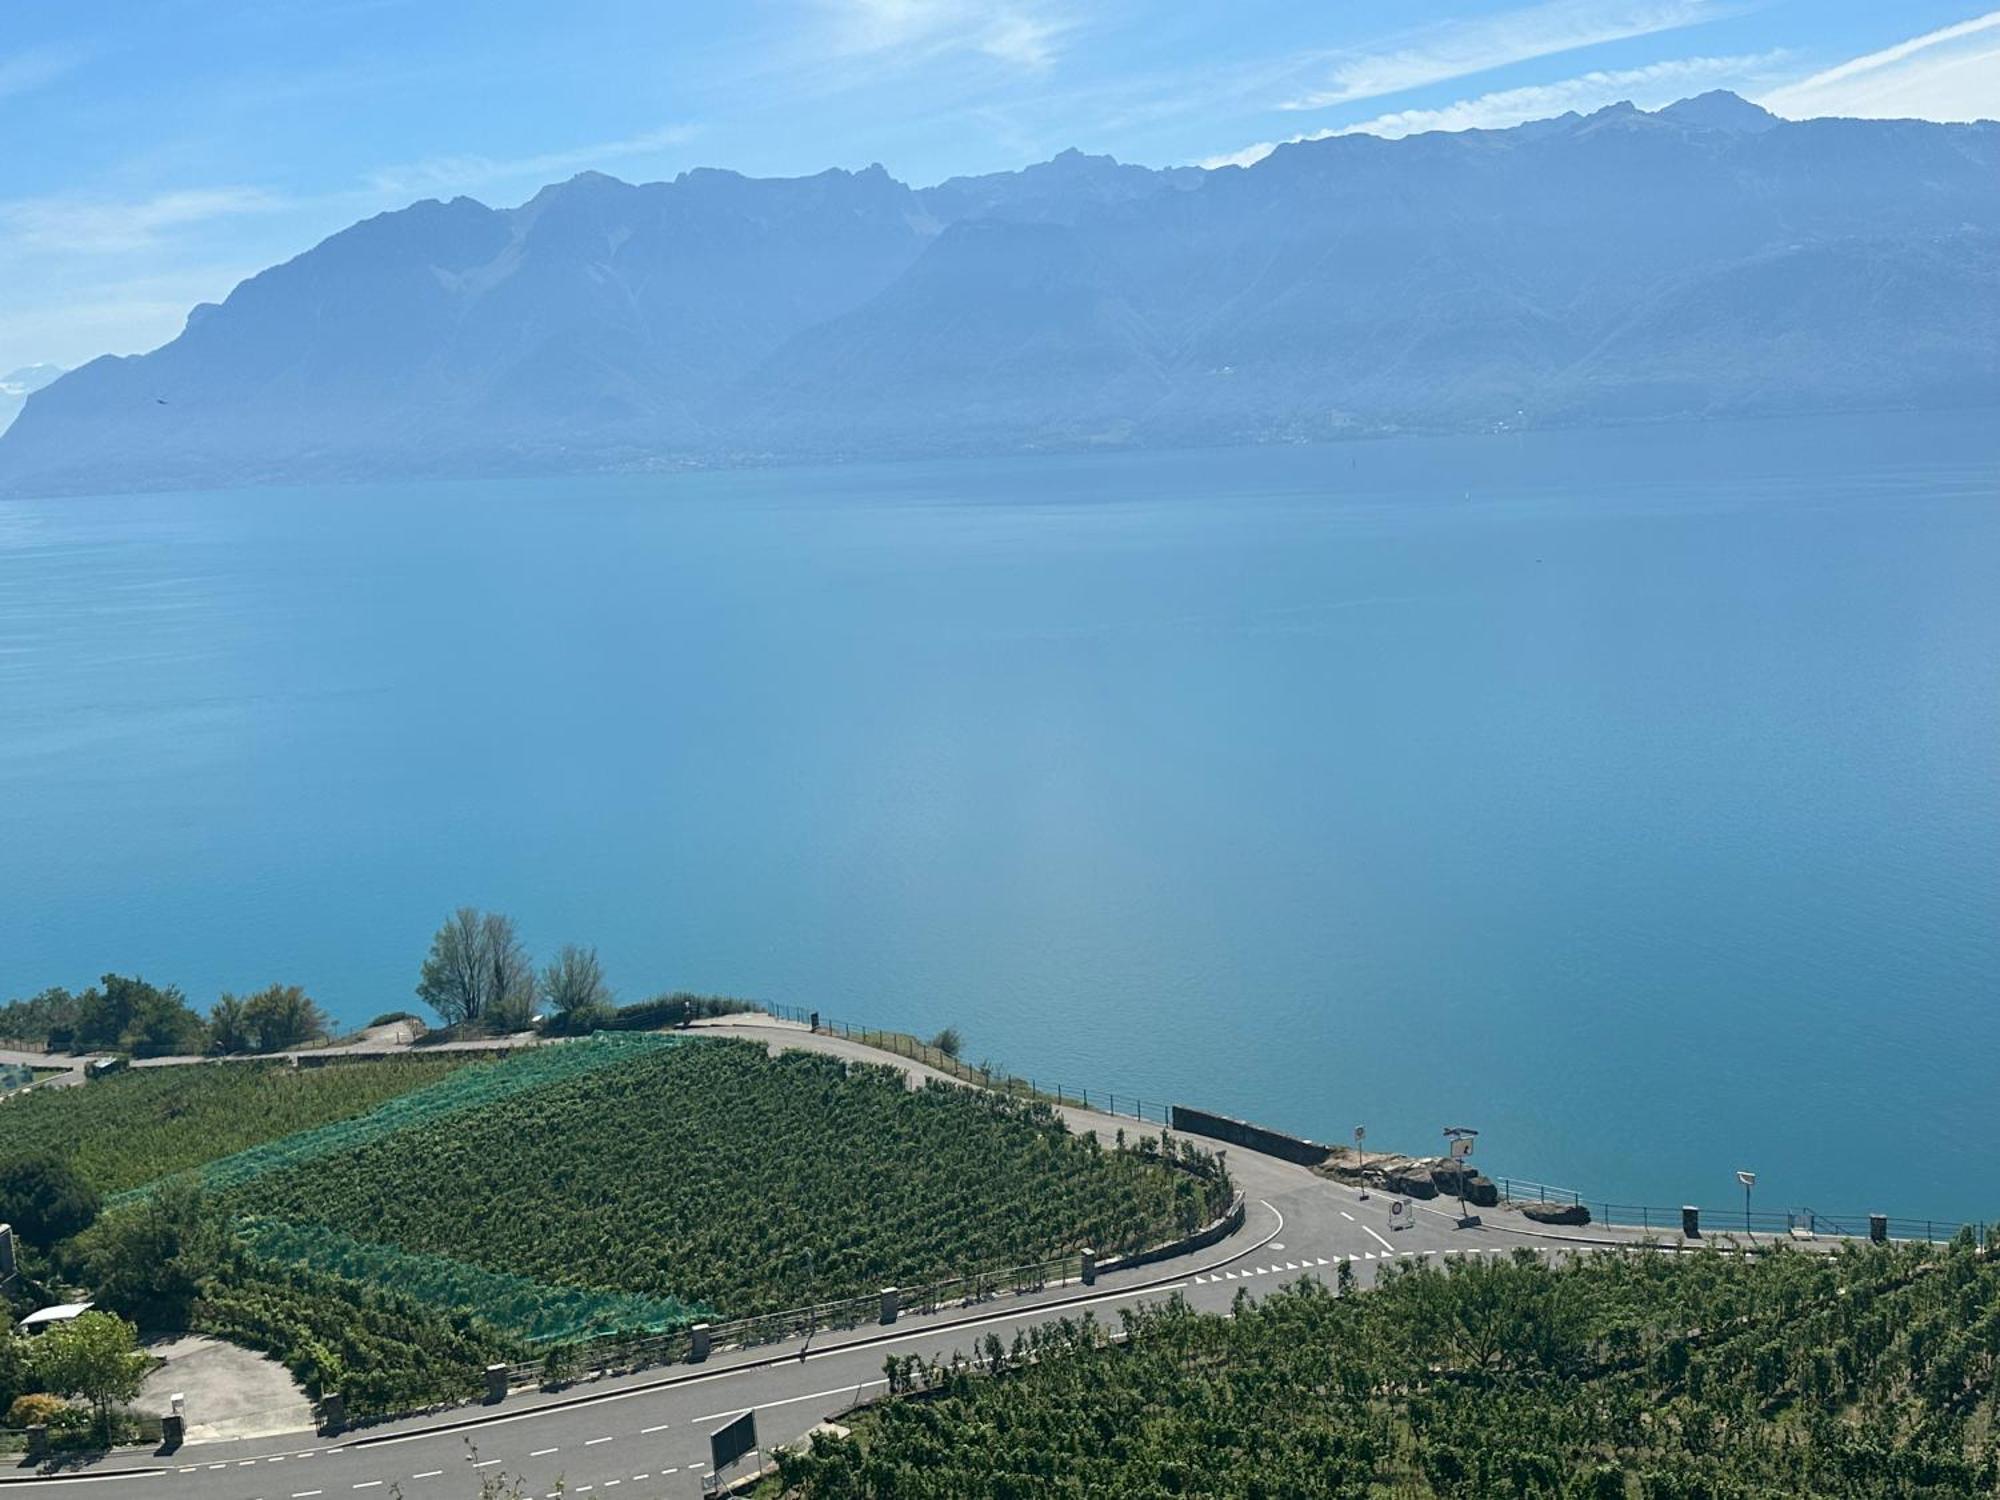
[1736,1170,1756,1240]
[1354,1126,1368,1200]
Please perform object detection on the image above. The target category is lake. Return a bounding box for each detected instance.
[2,411,1995,1223]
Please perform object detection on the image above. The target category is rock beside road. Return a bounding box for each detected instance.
[1521,1201,1593,1226]
[1316,1149,1498,1207]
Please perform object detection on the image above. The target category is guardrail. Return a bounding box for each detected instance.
[492,1197,1245,1401]
[1586,1203,1977,1243]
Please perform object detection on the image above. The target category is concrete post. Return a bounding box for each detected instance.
[162,1413,185,1450]
[1869,1213,1888,1244]
[484,1364,509,1404]
[879,1287,899,1325]
[1080,1248,1097,1286]
[26,1425,48,1462]
[689,1323,712,1362]
[320,1393,347,1435]
[1681,1205,1700,1238]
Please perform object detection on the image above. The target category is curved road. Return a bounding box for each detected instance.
[4,1020,1667,1497]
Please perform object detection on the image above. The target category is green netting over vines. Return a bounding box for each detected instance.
[113,1032,684,1205]
[234,1215,710,1344]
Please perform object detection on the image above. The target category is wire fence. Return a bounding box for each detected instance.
[760,1003,1181,1127]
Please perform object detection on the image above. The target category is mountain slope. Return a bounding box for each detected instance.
[3,96,1995,495]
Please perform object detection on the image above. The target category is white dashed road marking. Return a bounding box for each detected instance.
[412,1471,442,1480]
[354,1482,382,1490]
[530,1448,559,1457]
[585,1436,613,1446]
[641,1423,671,1434]
[1339,1210,1355,1222]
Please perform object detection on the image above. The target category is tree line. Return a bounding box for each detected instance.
[0,977,328,1058]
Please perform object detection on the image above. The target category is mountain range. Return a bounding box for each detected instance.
[3,93,1995,497]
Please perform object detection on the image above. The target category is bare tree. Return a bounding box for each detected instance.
[417,908,534,1029]
[540,943,612,1024]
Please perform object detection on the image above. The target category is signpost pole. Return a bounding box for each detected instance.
[1354,1126,1368,1200]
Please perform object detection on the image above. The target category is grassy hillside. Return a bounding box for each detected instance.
[779,1235,2000,1498]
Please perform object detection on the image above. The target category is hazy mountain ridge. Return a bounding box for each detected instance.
[4,94,1995,495]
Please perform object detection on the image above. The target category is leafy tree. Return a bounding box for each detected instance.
[29,1311,147,1444]
[242,984,329,1051]
[0,988,78,1049]
[539,945,612,1028]
[416,909,534,1029]
[208,995,254,1054]
[929,1027,964,1059]
[67,1180,229,1327]
[0,1309,28,1413]
[0,1154,101,1247]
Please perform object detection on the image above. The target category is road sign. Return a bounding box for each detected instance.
[1736,1170,1756,1189]
[1389,1199,1407,1229]
[1449,1137,1474,1159]
[710,1409,758,1476]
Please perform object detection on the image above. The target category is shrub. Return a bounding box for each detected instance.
[0,1154,102,1246]
[6,1392,71,1428]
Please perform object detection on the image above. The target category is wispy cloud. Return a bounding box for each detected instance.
[1201,51,1784,168]
[0,44,84,101]
[819,0,1074,72]
[362,123,703,198]
[0,187,288,254]
[1280,0,1719,111]
[1760,11,2000,123]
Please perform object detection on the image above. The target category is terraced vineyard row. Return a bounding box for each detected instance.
[782,1233,2000,1497]
[0,1055,470,1193]
[231,1039,1227,1316]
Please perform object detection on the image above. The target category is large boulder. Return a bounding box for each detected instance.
[1521,1201,1592,1227]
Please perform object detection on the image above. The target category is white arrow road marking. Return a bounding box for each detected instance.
[1361,1223,1397,1252]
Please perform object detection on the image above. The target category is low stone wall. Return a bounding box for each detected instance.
[1100,1191,1247,1277]
[1169,1105,1332,1167]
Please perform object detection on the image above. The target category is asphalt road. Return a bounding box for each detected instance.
[3,1019,1675,1497]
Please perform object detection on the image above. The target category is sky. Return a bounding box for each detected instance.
[3,0,1997,373]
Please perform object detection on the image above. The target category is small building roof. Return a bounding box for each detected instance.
[19,1301,94,1328]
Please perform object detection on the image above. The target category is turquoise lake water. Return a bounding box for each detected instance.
[2,412,1995,1222]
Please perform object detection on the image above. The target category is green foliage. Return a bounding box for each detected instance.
[233,1216,708,1343]
[155,1034,676,1201]
[77,975,208,1057]
[193,1258,523,1417]
[538,944,612,1026]
[783,1237,2000,1498]
[594,992,757,1032]
[366,1011,421,1028]
[928,1027,964,1059]
[0,1056,469,1196]
[30,1311,146,1440]
[0,1154,101,1247]
[65,1179,230,1327]
[416,908,534,1028]
[240,985,330,1052]
[0,987,79,1048]
[230,1040,1204,1317]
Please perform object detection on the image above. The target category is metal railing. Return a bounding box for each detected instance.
[1587,1203,1977,1243]
[503,1247,1091,1391]
[758,1003,1182,1127]
[1493,1176,1585,1208]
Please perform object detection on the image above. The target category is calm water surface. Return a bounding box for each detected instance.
[3,413,1996,1221]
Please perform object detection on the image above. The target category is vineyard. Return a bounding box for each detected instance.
[780,1233,2000,1498]
[0,1055,469,1194]
[229,1040,1224,1318]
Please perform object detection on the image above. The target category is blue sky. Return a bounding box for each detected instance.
[4,0,1997,371]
